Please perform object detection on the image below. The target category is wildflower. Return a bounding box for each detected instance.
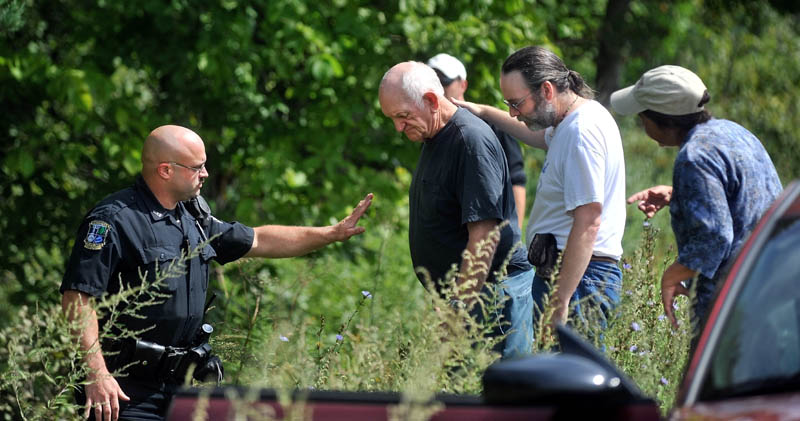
[279,335,289,342]
[658,314,666,321]
[673,301,678,310]
[639,350,648,356]
[643,220,651,227]
[631,322,641,331]
[336,334,343,341]
[361,290,372,299]
[623,263,632,270]
[629,345,638,352]
[661,377,669,385]
[625,290,633,296]
[647,300,654,306]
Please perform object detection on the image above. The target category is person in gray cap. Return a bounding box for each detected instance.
[611,65,782,334]
[428,53,528,228]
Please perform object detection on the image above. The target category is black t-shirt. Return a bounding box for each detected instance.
[408,108,531,292]
[491,123,526,187]
[60,176,254,347]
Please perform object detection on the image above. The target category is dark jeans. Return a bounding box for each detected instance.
[76,377,177,421]
[532,260,622,345]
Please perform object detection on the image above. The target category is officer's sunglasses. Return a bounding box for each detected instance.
[168,161,206,173]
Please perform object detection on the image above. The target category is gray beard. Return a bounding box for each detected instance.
[520,101,556,131]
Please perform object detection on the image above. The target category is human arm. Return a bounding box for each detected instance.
[627,185,673,218]
[512,185,526,229]
[457,219,500,303]
[551,202,603,324]
[62,290,130,421]
[660,261,695,329]
[243,193,373,258]
[450,98,548,149]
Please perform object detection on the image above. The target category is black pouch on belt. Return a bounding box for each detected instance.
[528,233,559,279]
[130,340,166,380]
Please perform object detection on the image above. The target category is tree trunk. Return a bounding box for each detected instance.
[595,0,633,106]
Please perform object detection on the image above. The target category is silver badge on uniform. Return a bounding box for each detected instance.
[84,220,111,250]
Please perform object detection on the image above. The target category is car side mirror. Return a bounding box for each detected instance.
[482,325,649,406]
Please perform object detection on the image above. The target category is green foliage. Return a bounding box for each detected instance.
[686,5,800,182]
[606,225,690,413]
[0,304,84,420]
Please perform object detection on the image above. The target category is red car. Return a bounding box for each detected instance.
[168,181,800,421]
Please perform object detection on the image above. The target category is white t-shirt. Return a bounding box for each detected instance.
[525,100,625,259]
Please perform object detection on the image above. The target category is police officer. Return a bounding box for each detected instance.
[60,125,373,421]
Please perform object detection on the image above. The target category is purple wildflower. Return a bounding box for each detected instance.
[631,322,641,331]
[279,335,289,342]
[629,345,638,352]
[361,290,372,299]
[336,334,343,341]
[661,377,669,385]
[658,314,666,321]
[643,220,651,227]
[623,263,632,270]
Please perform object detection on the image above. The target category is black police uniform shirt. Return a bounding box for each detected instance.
[408,108,532,293]
[60,176,254,347]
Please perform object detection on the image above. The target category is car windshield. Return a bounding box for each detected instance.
[703,218,800,399]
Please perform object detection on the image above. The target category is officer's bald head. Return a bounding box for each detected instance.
[142,125,205,171]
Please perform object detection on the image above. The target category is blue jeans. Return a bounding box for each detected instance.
[472,268,534,359]
[532,260,622,345]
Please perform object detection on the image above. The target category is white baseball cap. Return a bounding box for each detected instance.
[427,53,467,81]
[610,65,707,116]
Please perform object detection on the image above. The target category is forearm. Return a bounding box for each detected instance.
[245,225,335,258]
[555,204,602,305]
[62,291,108,377]
[663,261,698,285]
[457,220,500,299]
[512,185,526,229]
[555,229,595,305]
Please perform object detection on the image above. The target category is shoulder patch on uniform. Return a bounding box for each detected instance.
[84,220,112,250]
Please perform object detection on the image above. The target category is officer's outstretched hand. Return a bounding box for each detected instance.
[85,368,130,421]
[331,193,373,241]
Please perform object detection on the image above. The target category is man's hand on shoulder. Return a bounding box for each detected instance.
[450,98,484,118]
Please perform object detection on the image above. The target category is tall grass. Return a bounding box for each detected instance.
[0,223,693,419]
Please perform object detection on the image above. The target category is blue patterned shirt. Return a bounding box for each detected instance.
[671,119,782,286]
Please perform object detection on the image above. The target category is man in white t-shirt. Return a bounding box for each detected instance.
[454,46,625,342]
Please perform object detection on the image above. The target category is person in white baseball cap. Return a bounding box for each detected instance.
[427,53,468,98]
[611,65,782,338]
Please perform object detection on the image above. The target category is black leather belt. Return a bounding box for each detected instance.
[104,339,196,385]
[590,255,618,264]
